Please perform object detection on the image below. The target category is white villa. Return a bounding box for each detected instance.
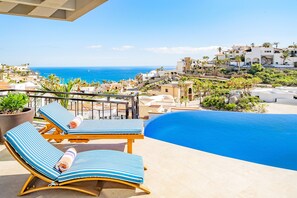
[176,57,205,74]
[176,44,297,72]
[1,63,30,72]
[251,87,297,104]
[141,70,158,81]
[244,46,297,67]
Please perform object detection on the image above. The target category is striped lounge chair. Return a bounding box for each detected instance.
[4,122,150,196]
[38,102,144,153]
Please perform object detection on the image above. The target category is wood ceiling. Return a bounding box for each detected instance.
[0,0,107,21]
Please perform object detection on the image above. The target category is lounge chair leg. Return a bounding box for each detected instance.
[18,174,37,196]
[137,184,151,194]
[18,175,100,197]
[39,123,54,134]
[127,139,133,154]
[53,128,63,143]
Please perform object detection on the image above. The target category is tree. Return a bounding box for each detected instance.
[251,43,255,47]
[203,56,209,61]
[193,79,202,103]
[235,55,242,71]
[273,42,279,48]
[218,47,222,54]
[281,49,290,65]
[40,75,80,108]
[180,96,189,107]
[201,80,213,97]
[223,57,230,66]
[262,42,271,48]
[178,76,188,104]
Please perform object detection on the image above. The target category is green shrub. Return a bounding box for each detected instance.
[272,83,282,88]
[248,64,263,75]
[202,96,226,109]
[0,93,29,114]
[237,96,261,112]
[224,103,237,111]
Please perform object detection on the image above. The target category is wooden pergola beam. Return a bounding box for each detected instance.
[0,0,108,21]
[1,0,75,11]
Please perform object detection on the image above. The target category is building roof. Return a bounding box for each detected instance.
[0,0,107,21]
[0,82,10,89]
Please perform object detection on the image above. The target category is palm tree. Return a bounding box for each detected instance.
[235,55,242,71]
[273,42,279,48]
[218,47,222,54]
[201,80,213,97]
[178,77,188,104]
[40,75,79,108]
[251,43,255,47]
[281,49,290,65]
[193,79,202,103]
[224,56,230,66]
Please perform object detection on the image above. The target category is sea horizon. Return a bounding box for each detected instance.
[30,66,175,83]
[29,65,174,68]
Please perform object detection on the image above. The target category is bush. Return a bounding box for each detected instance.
[224,103,237,111]
[202,96,226,109]
[237,96,261,112]
[249,64,263,75]
[272,83,282,88]
[0,93,29,114]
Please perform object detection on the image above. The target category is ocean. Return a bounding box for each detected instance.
[30,66,175,83]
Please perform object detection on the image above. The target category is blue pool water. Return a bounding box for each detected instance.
[145,111,297,171]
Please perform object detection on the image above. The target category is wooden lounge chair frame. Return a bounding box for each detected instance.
[39,116,144,154]
[4,141,150,196]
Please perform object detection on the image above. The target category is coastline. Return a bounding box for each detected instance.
[30,66,175,83]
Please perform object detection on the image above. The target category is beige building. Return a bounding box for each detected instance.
[160,81,194,101]
[139,95,176,119]
[100,83,123,93]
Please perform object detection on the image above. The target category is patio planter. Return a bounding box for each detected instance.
[0,107,34,143]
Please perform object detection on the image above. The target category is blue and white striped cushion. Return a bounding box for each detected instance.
[58,150,144,184]
[68,120,143,134]
[4,122,63,181]
[39,102,144,135]
[38,101,75,132]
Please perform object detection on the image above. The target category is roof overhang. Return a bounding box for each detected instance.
[0,0,107,21]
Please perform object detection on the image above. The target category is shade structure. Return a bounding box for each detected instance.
[0,0,107,21]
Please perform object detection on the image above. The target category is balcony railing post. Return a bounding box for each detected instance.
[136,93,139,119]
[131,97,135,119]
[125,103,129,119]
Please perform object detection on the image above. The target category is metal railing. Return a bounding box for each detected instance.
[0,89,139,119]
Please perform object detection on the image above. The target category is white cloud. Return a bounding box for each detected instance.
[86,45,103,49]
[145,46,229,54]
[112,45,135,51]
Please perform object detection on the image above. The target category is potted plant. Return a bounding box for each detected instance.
[0,93,35,143]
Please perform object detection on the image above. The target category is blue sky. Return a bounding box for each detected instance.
[0,0,296,67]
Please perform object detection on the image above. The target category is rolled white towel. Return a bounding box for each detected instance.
[69,115,83,129]
[55,148,77,172]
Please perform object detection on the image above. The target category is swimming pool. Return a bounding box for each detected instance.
[145,111,297,171]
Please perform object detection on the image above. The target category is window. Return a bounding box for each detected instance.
[165,89,168,93]
[188,88,192,94]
